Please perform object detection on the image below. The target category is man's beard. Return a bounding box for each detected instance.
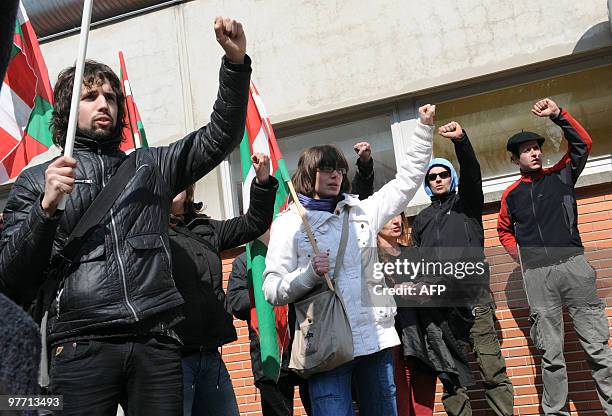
[77,125,116,142]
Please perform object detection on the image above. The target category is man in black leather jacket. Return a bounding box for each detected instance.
[0,16,250,416]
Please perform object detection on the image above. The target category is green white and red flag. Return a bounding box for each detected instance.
[240,81,290,381]
[0,2,53,183]
[119,51,148,151]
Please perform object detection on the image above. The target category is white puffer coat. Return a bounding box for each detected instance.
[263,121,433,357]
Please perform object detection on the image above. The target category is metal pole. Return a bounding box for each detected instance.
[58,0,94,210]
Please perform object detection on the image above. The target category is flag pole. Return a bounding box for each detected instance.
[58,0,94,210]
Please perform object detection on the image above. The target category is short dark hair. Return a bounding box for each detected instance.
[292,145,351,197]
[51,60,125,147]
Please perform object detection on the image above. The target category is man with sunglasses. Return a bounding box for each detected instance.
[410,122,514,416]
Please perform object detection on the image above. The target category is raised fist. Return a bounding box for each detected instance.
[251,152,271,185]
[418,104,436,126]
[214,16,246,64]
[438,121,464,140]
[353,142,372,163]
[531,98,560,118]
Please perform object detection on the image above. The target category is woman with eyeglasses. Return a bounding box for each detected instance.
[262,105,436,416]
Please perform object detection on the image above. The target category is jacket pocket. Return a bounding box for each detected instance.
[464,221,472,244]
[528,312,546,350]
[126,233,173,290]
[373,305,396,323]
[580,302,610,344]
[350,216,372,249]
[561,202,573,235]
[126,233,164,250]
[473,338,506,385]
[51,340,99,366]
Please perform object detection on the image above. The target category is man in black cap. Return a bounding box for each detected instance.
[497,98,612,415]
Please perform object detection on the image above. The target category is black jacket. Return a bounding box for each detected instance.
[497,109,592,268]
[170,176,278,351]
[411,133,484,251]
[227,253,292,382]
[351,158,374,200]
[410,133,490,306]
[0,57,251,344]
[393,134,484,389]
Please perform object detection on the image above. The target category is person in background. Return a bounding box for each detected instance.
[170,153,278,416]
[228,252,311,416]
[408,121,513,416]
[497,98,612,415]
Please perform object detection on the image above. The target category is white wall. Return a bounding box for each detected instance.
[38,0,612,218]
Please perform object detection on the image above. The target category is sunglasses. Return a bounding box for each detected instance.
[317,167,347,175]
[427,171,450,181]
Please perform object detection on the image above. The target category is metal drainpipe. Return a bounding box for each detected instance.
[38,0,192,43]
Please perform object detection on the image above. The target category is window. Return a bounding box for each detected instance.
[432,64,612,179]
[227,114,396,215]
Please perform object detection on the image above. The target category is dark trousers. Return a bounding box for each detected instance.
[256,372,311,416]
[49,335,182,416]
[442,305,514,416]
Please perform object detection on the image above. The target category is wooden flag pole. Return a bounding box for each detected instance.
[58,0,94,210]
[286,180,335,292]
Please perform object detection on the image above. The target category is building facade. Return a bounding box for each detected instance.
[3,1,612,414]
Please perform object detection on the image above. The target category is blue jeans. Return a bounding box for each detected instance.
[182,350,240,416]
[308,348,397,416]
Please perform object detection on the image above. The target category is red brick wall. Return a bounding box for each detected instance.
[220,182,612,416]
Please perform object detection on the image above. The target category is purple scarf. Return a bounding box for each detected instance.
[297,193,337,213]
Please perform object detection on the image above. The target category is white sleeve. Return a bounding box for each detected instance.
[262,213,320,305]
[359,121,434,233]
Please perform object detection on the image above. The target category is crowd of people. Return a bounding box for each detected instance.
[0,15,610,416]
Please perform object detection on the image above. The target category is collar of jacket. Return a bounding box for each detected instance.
[72,133,122,152]
[519,168,545,182]
[170,213,210,229]
[430,190,456,205]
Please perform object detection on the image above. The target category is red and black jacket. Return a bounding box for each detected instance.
[497,109,592,269]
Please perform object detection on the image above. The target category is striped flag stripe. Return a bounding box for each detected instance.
[0,128,19,157]
[4,53,36,106]
[119,51,148,151]
[12,29,24,53]
[250,84,283,174]
[1,132,47,179]
[0,1,53,183]
[245,96,263,153]
[241,81,292,381]
[18,5,53,102]
[25,96,53,147]
[0,85,31,143]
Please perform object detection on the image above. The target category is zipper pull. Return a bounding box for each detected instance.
[56,287,64,319]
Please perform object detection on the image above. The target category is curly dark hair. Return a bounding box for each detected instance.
[51,60,125,147]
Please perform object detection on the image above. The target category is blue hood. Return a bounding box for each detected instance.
[423,158,458,197]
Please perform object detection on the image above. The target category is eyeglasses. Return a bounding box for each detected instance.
[427,171,450,181]
[317,167,347,175]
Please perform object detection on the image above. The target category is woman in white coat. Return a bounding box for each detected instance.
[262,105,435,416]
